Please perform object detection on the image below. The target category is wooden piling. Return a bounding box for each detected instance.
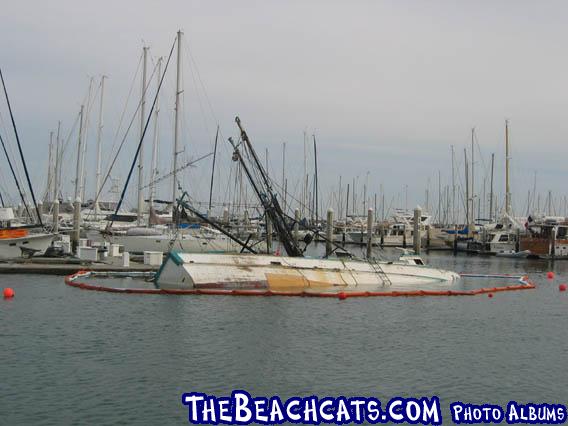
[413,206,421,254]
[266,216,273,254]
[52,199,59,233]
[326,208,333,256]
[72,197,81,254]
[294,208,300,245]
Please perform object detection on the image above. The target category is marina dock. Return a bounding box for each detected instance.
[0,256,158,275]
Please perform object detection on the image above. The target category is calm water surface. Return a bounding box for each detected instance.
[1,248,567,425]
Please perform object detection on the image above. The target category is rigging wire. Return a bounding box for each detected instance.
[109,36,177,227]
[0,131,32,219]
[0,68,42,225]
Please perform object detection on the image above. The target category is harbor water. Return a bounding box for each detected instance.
[1,248,567,425]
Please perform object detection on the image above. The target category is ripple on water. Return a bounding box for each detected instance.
[1,250,567,424]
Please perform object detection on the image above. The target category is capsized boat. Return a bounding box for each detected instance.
[155,252,460,291]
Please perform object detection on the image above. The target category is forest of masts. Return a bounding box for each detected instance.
[1,35,565,229]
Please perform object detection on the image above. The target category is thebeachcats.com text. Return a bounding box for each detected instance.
[180,391,567,424]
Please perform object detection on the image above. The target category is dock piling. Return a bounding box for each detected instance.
[72,197,81,254]
[294,208,300,246]
[266,217,273,254]
[326,208,333,256]
[413,206,421,254]
[52,199,59,233]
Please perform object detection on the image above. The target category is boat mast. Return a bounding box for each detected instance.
[149,57,162,213]
[464,148,469,232]
[302,130,307,219]
[95,75,106,218]
[471,127,475,224]
[53,121,61,202]
[338,175,342,219]
[46,131,54,203]
[74,105,85,202]
[207,124,219,212]
[489,152,494,222]
[282,142,286,213]
[0,68,43,225]
[138,46,148,224]
[80,77,94,203]
[438,170,443,224]
[451,145,455,225]
[313,134,318,222]
[505,119,511,215]
[172,31,182,208]
[346,183,350,220]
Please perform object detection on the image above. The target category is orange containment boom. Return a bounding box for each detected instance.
[64,271,536,298]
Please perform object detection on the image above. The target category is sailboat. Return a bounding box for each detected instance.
[0,208,54,258]
[87,33,264,255]
[0,68,56,258]
[156,117,460,291]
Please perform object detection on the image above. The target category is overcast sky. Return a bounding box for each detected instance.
[1,1,567,219]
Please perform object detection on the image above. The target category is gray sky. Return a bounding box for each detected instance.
[1,0,567,219]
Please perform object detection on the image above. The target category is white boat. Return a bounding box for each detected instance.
[495,249,531,258]
[102,225,266,254]
[155,252,460,291]
[0,232,55,258]
[0,208,55,258]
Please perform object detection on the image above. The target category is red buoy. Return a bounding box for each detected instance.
[488,293,493,298]
[338,292,347,300]
[559,284,567,292]
[3,288,15,298]
[547,271,555,280]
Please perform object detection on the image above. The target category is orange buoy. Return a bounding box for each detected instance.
[559,284,567,292]
[488,293,493,298]
[3,288,15,298]
[338,292,347,300]
[547,271,555,280]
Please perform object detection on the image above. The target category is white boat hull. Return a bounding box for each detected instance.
[156,253,460,291]
[0,233,55,258]
[106,233,265,254]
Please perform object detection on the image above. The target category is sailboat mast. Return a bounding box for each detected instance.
[489,153,494,222]
[0,68,42,225]
[172,31,182,207]
[149,57,162,210]
[451,145,455,225]
[208,125,219,212]
[505,119,511,215]
[313,135,319,222]
[464,148,469,230]
[438,170,443,225]
[95,75,106,218]
[302,131,307,218]
[74,105,85,201]
[138,46,148,223]
[53,121,61,202]
[471,127,475,224]
[46,131,53,203]
[80,77,93,202]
